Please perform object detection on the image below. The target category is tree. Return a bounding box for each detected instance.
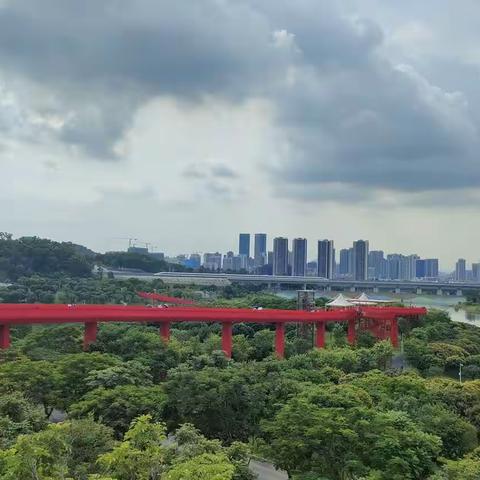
[263,384,442,479]
[0,359,61,417]
[0,418,114,480]
[0,393,46,449]
[164,453,235,480]
[55,353,121,410]
[69,385,167,436]
[98,414,168,480]
[86,361,153,389]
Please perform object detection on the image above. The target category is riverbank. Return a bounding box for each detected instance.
[455,303,480,314]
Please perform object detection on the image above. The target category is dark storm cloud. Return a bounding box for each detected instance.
[1,0,479,199]
[0,0,287,157]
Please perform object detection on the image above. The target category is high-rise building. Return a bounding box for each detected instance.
[317,239,334,279]
[254,233,267,268]
[472,263,480,282]
[399,255,419,281]
[455,258,466,282]
[238,233,250,258]
[421,258,439,279]
[339,249,350,275]
[306,261,318,276]
[203,252,222,271]
[222,251,235,271]
[292,238,307,276]
[353,240,369,281]
[273,237,289,276]
[368,250,385,279]
[387,254,401,280]
[267,251,273,266]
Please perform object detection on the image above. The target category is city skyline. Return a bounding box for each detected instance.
[146,232,478,278]
[2,1,480,270]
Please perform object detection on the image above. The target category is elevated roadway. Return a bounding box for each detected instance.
[153,272,479,295]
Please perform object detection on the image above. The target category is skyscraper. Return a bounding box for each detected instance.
[352,240,369,281]
[339,248,350,275]
[292,238,307,276]
[254,233,267,268]
[399,255,419,281]
[203,252,222,271]
[368,250,386,279]
[273,237,289,276]
[239,233,250,257]
[455,258,466,282]
[425,259,439,278]
[387,254,401,280]
[317,239,334,279]
[472,263,480,282]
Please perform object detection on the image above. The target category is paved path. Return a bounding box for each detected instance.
[250,460,288,480]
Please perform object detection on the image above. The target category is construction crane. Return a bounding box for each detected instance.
[112,237,138,249]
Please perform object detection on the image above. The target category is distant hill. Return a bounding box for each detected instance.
[0,232,188,281]
[0,233,93,281]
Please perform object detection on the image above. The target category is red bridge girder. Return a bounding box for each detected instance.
[0,304,426,357]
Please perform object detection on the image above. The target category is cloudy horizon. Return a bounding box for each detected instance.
[2,0,480,268]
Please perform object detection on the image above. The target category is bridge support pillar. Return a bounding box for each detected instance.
[0,324,10,350]
[275,323,285,359]
[160,322,171,343]
[390,318,399,348]
[303,283,307,290]
[416,288,422,295]
[83,322,98,351]
[222,322,233,358]
[373,287,379,293]
[456,290,463,297]
[395,288,401,294]
[326,286,332,292]
[315,322,326,349]
[350,287,356,293]
[437,289,443,296]
[347,319,356,345]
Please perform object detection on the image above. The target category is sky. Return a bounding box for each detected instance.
[1,0,480,269]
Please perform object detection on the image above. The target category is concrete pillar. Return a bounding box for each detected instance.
[303,283,308,290]
[160,322,171,343]
[326,286,332,292]
[436,289,443,296]
[83,322,98,350]
[315,322,326,349]
[373,287,379,293]
[222,322,233,358]
[275,323,285,359]
[0,324,10,349]
[390,318,399,348]
[350,286,356,293]
[416,288,422,295]
[347,319,356,345]
[395,288,401,294]
[456,290,463,297]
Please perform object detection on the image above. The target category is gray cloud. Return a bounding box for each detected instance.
[0,0,479,202]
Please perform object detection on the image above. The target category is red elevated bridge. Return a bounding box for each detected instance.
[0,304,426,358]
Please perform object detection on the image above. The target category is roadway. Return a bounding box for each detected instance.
[152,271,480,293]
[250,460,287,480]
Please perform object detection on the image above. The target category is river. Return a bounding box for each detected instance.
[278,290,480,325]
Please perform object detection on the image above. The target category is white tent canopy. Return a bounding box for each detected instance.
[352,292,393,305]
[326,293,354,308]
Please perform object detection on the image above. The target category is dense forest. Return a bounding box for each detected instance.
[2,303,480,478]
[0,233,187,281]
[3,234,480,478]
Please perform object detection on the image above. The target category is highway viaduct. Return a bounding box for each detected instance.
[152,272,480,296]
